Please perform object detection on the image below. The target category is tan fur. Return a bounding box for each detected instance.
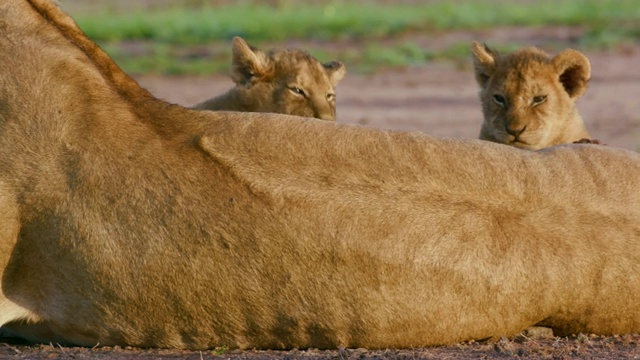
[193,37,345,121]
[472,42,591,150]
[0,0,639,350]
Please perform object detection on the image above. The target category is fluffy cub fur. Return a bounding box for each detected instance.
[193,37,345,121]
[472,42,591,149]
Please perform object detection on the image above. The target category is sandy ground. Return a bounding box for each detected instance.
[136,45,640,151]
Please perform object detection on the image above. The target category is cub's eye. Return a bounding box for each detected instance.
[327,93,336,102]
[289,87,306,97]
[493,94,506,107]
[532,95,547,106]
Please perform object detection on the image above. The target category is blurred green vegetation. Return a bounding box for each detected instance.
[64,0,640,75]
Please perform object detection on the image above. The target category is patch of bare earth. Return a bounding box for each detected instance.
[1,334,639,359]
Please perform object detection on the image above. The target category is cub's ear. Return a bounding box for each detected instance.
[551,49,591,99]
[230,36,271,84]
[471,41,498,88]
[323,61,346,86]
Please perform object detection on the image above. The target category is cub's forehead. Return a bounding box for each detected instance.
[492,49,557,92]
[502,50,551,72]
[273,49,334,86]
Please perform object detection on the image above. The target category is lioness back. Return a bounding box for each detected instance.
[471,42,591,150]
[193,37,346,121]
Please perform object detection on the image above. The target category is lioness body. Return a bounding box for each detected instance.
[0,0,639,350]
[193,37,345,121]
[472,42,591,149]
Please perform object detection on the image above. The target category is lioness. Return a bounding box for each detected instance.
[193,37,345,121]
[1,0,640,351]
[472,42,591,150]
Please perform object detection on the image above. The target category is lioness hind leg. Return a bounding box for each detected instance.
[0,297,42,337]
[0,182,42,340]
[0,295,85,346]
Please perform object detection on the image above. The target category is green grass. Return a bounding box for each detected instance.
[100,43,230,75]
[210,346,229,356]
[72,1,640,44]
[66,0,640,75]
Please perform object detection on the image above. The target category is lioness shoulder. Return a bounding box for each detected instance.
[471,41,591,150]
[193,37,346,121]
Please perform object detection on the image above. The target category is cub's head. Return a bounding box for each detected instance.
[229,37,345,121]
[471,42,591,150]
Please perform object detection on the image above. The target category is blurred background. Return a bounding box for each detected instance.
[59,0,640,75]
[58,0,640,150]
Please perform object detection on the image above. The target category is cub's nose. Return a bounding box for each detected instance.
[317,112,336,121]
[314,105,336,121]
[505,124,526,138]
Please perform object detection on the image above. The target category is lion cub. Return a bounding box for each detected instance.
[471,42,591,150]
[193,37,346,121]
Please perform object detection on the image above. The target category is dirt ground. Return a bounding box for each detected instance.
[1,334,639,359]
[3,29,639,359]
